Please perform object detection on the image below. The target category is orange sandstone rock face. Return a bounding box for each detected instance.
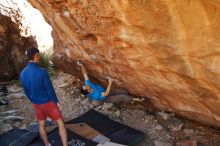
[29,0,220,126]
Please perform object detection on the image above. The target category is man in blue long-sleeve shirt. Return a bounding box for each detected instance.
[20,47,67,146]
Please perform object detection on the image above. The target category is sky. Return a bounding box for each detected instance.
[0,0,53,53]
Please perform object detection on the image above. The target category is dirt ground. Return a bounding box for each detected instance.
[1,71,220,146]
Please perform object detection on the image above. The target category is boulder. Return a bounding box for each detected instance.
[28,0,220,127]
[0,14,37,81]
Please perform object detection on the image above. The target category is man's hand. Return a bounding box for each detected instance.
[102,76,114,97]
[106,76,113,83]
[77,60,89,80]
[57,103,62,110]
[77,60,83,66]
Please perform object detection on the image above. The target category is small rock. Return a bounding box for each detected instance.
[95,105,103,111]
[115,110,120,118]
[156,111,184,132]
[0,123,13,132]
[154,140,173,146]
[158,111,170,120]
[8,85,22,93]
[70,91,75,95]
[81,98,90,105]
[155,125,163,131]
[102,110,114,116]
[67,76,75,85]
[58,82,69,88]
[91,100,103,106]
[8,93,26,98]
[75,98,81,103]
[80,94,86,98]
[2,110,19,115]
[102,103,114,111]
[0,96,9,105]
[3,116,24,122]
[20,123,27,129]
[166,134,172,139]
[169,117,184,132]
[184,129,194,135]
[89,104,94,108]
[12,121,21,127]
[145,119,149,123]
[85,105,90,110]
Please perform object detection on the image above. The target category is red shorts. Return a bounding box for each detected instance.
[32,101,63,121]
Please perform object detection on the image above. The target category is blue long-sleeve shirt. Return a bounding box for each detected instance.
[85,79,106,101]
[20,62,58,104]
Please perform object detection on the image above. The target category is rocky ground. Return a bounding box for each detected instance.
[0,71,220,146]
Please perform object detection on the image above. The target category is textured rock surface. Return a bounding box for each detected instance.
[0,14,37,81]
[29,0,220,126]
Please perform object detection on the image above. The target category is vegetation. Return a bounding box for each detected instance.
[40,52,56,78]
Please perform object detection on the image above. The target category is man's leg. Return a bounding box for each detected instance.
[107,94,132,104]
[56,118,68,146]
[39,120,49,146]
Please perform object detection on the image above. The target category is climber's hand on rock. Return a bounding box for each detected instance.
[106,77,113,83]
[57,103,62,110]
[77,60,83,66]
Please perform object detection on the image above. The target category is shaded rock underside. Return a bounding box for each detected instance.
[0,13,37,81]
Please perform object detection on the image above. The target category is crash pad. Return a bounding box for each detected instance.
[29,128,98,146]
[65,123,110,143]
[0,109,144,146]
[65,123,101,140]
[66,109,144,146]
[0,128,38,146]
[97,141,127,146]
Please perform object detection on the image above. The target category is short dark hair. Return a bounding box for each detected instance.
[80,87,90,95]
[25,47,39,60]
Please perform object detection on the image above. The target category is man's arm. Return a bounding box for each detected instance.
[19,74,30,99]
[77,61,89,81]
[102,78,113,97]
[21,82,30,99]
[43,70,59,103]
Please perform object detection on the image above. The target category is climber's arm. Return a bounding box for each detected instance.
[77,61,89,80]
[102,78,113,97]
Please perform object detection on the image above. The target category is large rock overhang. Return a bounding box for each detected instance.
[28,0,220,127]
